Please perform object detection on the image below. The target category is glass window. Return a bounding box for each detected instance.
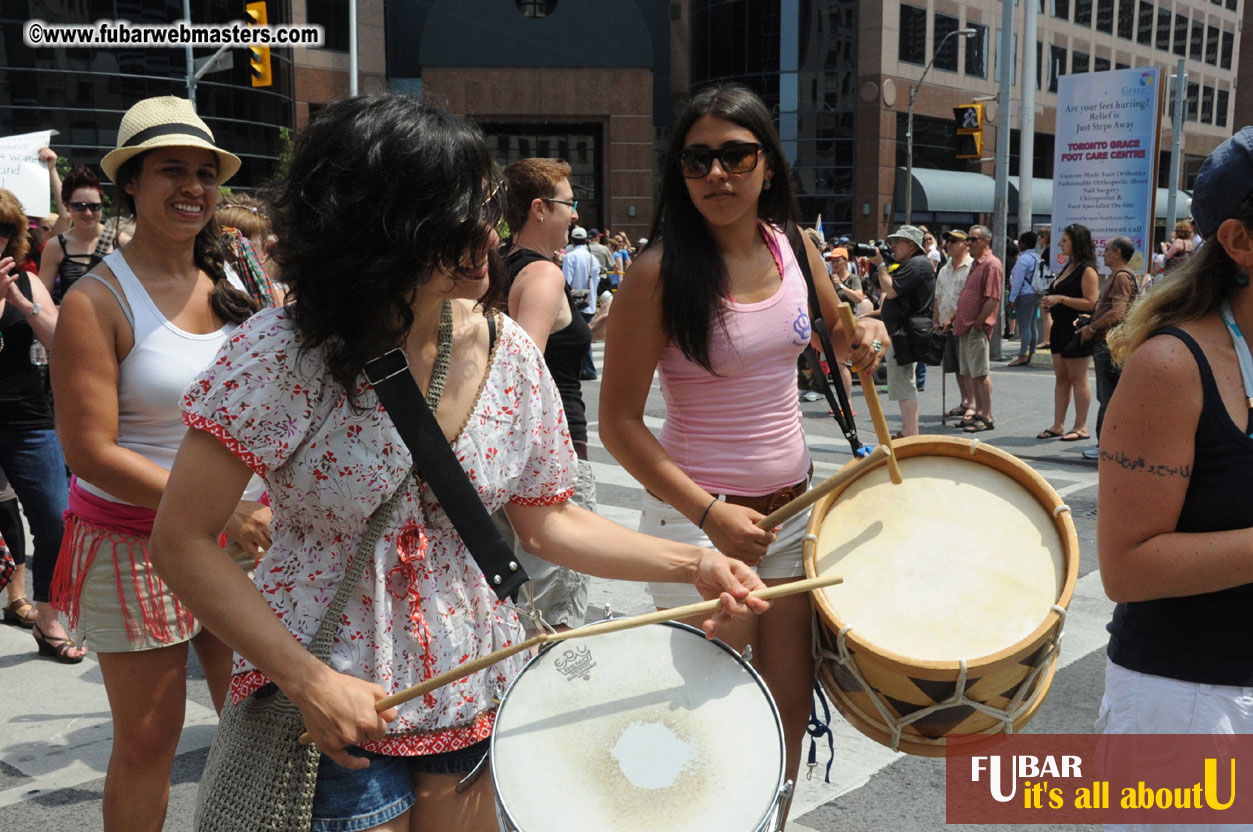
[1053,0,1070,18]
[1186,81,1199,120]
[1137,1,1153,44]
[933,13,959,71]
[307,0,349,52]
[1226,0,1237,10]
[1050,45,1067,92]
[1190,21,1203,60]
[1037,40,1044,89]
[1217,88,1229,127]
[1160,8,1175,51]
[899,4,927,65]
[1118,0,1135,38]
[1073,51,1091,72]
[965,23,988,77]
[1108,59,1122,69]
[1222,30,1234,69]
[1172,13,1187,55]
[1075,0,1093,25]
[1097,0,1114,32]
[1206,25,1219,64]
[1201,85,1214,122]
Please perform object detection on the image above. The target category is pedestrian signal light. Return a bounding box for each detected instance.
[246,1,272,88]
[955,132,983,159]
[953,103,983,159]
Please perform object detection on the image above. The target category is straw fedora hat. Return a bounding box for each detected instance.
[101,96,241,184]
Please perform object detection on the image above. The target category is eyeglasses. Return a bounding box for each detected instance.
[678,142,764,178]
[967,235,986,242]
[69,201,103,213]
[0,222,17,239]
[545,198,578,211]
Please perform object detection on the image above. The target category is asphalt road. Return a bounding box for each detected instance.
[1,339,1110,831]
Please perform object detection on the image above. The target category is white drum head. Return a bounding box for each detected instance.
[814,455,1066,661]
[492,622,784,832]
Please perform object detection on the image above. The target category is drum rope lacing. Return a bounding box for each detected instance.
[813,604,1068,752]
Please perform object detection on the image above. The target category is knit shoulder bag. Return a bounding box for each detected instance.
[193,467,413,832]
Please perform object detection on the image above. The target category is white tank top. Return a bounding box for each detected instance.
[79,251,263,504]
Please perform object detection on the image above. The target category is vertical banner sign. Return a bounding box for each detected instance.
[0,131,54,217]
[1051,67,1162,273]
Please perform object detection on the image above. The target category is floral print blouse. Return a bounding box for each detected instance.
[181,306,576,755]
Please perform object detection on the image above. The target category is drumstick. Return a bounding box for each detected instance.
[755,443,890,529]
[296,573,843,746]
[837,302,903,484]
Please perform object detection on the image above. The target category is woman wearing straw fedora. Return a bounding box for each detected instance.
[50,96,271,832]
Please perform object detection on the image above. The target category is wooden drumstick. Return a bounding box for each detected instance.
[837,302,903,484]
[755,443,890,530]
[296,573,844,746]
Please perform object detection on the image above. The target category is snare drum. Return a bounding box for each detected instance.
[804,436,1079,756]
[491,621,791,832]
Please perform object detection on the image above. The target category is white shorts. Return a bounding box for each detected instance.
[638,491,809,609]
[1097,658,1253,832]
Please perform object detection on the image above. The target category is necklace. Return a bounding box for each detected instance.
[426,299,453,409]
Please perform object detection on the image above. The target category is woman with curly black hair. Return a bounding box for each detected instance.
[149,93,767,830]
[599,83,888,794]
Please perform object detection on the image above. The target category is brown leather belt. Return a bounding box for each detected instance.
[650,463,813,518]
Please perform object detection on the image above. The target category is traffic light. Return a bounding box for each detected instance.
[953,103,983,160]
[246,1,271,88]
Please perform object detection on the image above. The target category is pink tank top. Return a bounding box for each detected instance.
[657,223,812,496]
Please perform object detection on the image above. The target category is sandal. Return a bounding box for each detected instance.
[32,623,85,664]
[958,414,977,428]
[964,416,995,432]
[1036,428,1065,439]
[1059,429,1091,441]
[1007,356,1029,367]
[945,405,971,416]
[3,597,37,629]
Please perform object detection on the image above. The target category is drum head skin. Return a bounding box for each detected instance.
[492,623,784,832]
[814,454,1067,662]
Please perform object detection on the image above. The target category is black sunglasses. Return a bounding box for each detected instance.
[69,201,104,213]
[678,142,764,179]
[0,222,17,239]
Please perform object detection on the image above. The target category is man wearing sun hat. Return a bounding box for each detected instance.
[100,95,241,184]
[870,224,935,437]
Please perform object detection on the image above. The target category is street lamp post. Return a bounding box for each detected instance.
[904,28,977,226]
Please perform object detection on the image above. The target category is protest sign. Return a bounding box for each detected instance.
[0,131,54,218]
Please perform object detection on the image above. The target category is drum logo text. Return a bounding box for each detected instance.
[555,646,596,681]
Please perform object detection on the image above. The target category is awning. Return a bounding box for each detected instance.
[896,167,1190,224]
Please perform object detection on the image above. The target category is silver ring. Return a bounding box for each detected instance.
[871,339,883,353]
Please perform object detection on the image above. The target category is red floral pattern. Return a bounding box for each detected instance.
[182,307,576,755]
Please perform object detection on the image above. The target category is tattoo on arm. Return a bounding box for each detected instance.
[1099,449,1192,478]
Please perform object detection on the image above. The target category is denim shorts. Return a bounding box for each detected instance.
[311,740,490,832]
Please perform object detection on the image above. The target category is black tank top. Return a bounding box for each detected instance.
[0,271,55,431]
[54,233,105,303]
[1106,327,1253,685]
[504,247,591,443]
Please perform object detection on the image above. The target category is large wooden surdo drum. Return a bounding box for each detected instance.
[804,436,1079,757]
